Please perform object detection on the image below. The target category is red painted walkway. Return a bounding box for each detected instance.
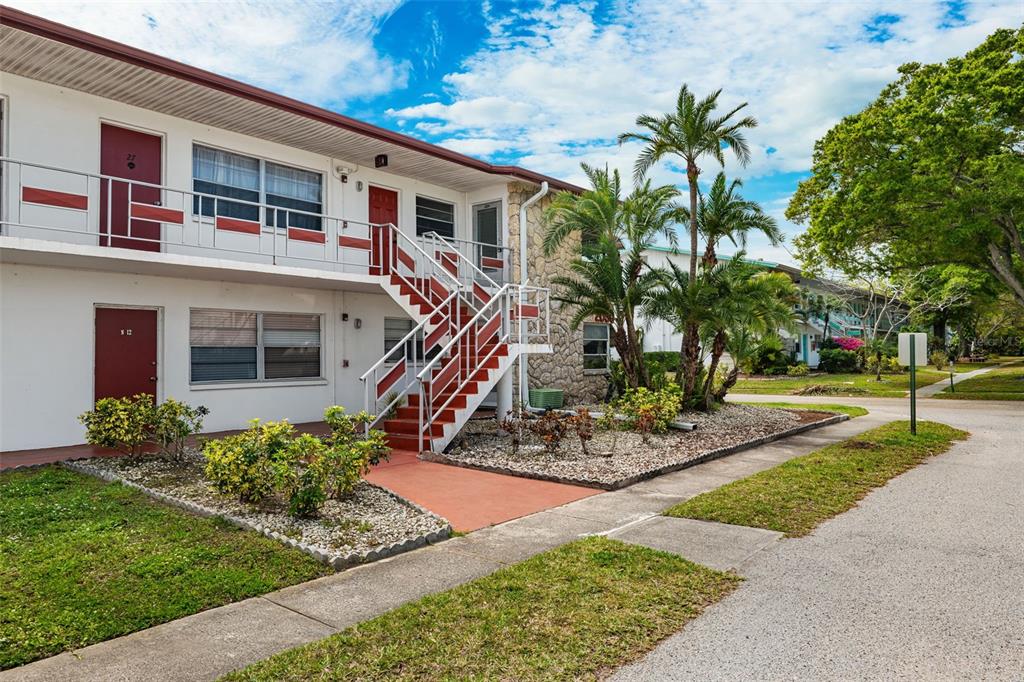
[366,450,599,531]
[2,426,599,533]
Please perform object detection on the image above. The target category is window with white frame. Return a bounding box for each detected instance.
[583,323,610,370]
[192,145,323,231]
[384,317,424,364]
[415,196,455,238]
[190,309,321,383]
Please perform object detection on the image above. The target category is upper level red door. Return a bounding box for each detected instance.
[94,308,158,402]
[100,124,163,251]
[369,186,399,275]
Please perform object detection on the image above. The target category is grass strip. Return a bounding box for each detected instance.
[732,370,947,397]
[223,537,740,681]
[936,365,1024,400]
[664,421,968,537]
[0,466,330,669]
[735,401,868,418]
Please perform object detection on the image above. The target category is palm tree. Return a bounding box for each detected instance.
[544,165,680,388]
[619,86,758,279]
[695,173,783,268]
[619,85,758,402]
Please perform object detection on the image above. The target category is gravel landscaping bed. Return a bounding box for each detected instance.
[66,452,450,569]
[428,405,845,490]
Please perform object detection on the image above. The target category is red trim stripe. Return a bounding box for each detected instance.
[424,323,447,351]
[480,256,504,270]
[478,312,501,344]
[215,216,260,234]
[435,250,458,276]
[472,282,491,304]
[429,276,449,302]
[432,358,459,395]
[396,247,415,271]
[377,360,406,399]
[130,203,183,224]
[520,304,540,318]
[288,227,326,244]
[338,235,372,250]
[22,186,88,210]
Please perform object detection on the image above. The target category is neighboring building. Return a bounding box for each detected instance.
[638,247,908,368]
[0,8,604,454]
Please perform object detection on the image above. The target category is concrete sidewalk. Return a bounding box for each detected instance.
[3,413,881,682]
[613,398,1024,680]
[915,362,999,397]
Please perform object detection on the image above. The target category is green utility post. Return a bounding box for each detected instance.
[909,335,917,436]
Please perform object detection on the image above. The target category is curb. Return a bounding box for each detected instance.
[424,412,849,491]
[62,460,452,569]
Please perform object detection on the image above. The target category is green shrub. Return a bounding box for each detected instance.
[866,354,905,375]
[787,363,810,376]
[283,433,329,518]
[745,336,793,375]
[818,348,860,373]
[79,394,155,457]
[930,350,948,371]
[323,406,389,469]
[887,356,904,373]
[151,398,209,461]
[615,385,682,441]
[203,419,295,504]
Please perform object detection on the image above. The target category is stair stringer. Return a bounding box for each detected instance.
[379,277,432,323]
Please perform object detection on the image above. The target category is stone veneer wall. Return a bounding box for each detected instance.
[507,182,606,405]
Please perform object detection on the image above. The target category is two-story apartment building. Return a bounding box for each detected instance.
[0,7,606,455]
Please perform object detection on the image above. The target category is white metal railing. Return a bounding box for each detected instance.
[2,156,403,275]
[421,231,509,291]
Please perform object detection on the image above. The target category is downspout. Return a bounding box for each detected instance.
[518,181,549,408]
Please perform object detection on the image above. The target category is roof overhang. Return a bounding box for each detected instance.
[0,6,582,194]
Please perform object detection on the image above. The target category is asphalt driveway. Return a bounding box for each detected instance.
[612,397,1024,680]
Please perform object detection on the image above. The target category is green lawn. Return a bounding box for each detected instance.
[665,421,968,537]
[936,364,1024,400]
[733,370,948,397]
[735,401,869,418]
[223,537,740,682]
[0,466,331,669]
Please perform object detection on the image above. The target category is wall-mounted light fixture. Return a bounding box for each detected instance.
[354,318,362,329]
[356,180,364,191]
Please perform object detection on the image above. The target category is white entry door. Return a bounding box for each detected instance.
[473,202,502,284]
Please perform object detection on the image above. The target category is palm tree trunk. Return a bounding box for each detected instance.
[613,326,640,388]
[701,330,726,409]
[681,322,700,401]
[623,313,649,387]
[714,366,739,401]
[687,161,699,279]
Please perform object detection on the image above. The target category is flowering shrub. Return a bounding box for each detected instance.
[818,348,861,373]
[834,336,864,351]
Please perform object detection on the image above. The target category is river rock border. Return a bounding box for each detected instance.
[423,412,849,490]
[62,459,451,569]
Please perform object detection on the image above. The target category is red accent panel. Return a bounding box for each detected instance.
[520,304,540,318]
[130,202,183,224]
[377,360,406,399]
[472,282,491,304]
[22,186,89,210]
[424,323,447,351]
[478,312,501,345]
[338,235,372,250]
[288,227,326,243]
[95,308,158,402]
[396,246,415,271]
[429,277,449,302]
[480,256,504,270]
[435,250,458,276]
[216,216,261,234]
[432,358,459,395]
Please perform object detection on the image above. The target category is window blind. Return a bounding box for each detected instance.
[263,313,321,379]
[415,196,455,237]
[190,310,258,382]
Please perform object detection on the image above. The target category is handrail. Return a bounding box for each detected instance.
[416,283,512,381]
[427,231,500,289]
[391,224,462,290]
[359,289,457,382]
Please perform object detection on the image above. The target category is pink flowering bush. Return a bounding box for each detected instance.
[834,336,864,351]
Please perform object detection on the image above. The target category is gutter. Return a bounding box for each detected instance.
[518,181,549,407]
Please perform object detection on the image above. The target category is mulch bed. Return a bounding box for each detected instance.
[426,404,845,490]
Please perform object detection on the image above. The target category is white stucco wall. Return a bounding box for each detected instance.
[0,263,409,451]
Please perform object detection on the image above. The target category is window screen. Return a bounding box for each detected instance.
[384,317,415,364]
[415,196,455,237]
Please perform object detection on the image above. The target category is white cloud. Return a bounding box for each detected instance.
[6,0,409,103]
[389,0,1021,188]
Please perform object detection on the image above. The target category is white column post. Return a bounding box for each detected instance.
[496,370,514,420]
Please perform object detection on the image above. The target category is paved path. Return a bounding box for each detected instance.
[613,398,1024,681]
[4,414,878,682]
[915,362,1003,397]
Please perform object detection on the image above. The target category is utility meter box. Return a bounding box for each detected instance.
[897,332,928,366]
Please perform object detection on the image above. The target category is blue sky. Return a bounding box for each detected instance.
[13,0,1022,265]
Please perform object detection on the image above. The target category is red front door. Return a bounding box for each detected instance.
[100,124,163,251]
[369,186,398,275]
[95,308,158,402]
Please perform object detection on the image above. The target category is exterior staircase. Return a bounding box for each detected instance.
[360,225,551,454]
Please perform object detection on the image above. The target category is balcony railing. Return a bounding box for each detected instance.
[0,158,509,280]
